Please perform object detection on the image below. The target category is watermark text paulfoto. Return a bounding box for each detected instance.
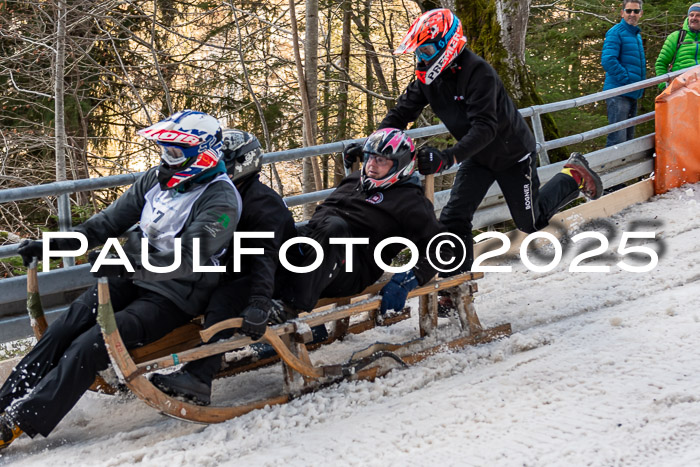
[36,230,659,274]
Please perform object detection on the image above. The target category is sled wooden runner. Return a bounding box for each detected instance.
[95,272,511,424]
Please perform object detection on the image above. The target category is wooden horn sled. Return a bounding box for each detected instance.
[94,271,511,424]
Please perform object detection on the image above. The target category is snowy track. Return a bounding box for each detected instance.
[2,183,699,466]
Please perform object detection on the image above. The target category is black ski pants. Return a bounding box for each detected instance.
[0,277,190,438]
[183,276,251,385]
[439,151,579,272]
[279,215,364,312]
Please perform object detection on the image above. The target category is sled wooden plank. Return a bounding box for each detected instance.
[418,293,438,337]
[97,272,507,424]
[130,273,483,380]
[351,322,513,382]
[130,323,203,363]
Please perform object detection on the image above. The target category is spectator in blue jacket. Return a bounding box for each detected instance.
[601,0,646,147]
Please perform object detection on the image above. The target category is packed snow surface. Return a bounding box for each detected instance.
[2,183,699,466]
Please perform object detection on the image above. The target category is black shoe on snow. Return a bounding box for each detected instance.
[150,371,212,406]
[0,413,22,450]
[564,152,603,200]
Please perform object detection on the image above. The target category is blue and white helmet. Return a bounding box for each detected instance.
[138,110,223,191]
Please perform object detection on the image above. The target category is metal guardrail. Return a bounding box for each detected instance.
[0,67,693,343]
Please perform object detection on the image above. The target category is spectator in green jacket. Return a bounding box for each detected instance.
[655,2,700,90]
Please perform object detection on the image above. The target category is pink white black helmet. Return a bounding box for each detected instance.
[361,128,416,192]
[138,110,223,192]
[394,9,467,85]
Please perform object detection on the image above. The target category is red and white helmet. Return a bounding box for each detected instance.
[138,110,223,191]
[361,128,416,192]
[394,9,467,85]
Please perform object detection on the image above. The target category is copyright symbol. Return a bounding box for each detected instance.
[426,232,467,274]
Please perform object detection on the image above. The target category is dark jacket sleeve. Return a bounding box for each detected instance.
[237,184,295,300]
[74,169,156,248]
[378,81,430,131]
[75,168,240,282]
[443,63,500,163]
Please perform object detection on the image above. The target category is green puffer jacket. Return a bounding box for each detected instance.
[655,18,700,90]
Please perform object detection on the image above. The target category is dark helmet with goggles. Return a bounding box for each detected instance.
[221,129,264,183]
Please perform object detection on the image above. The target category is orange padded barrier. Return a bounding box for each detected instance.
[654,67,700,194]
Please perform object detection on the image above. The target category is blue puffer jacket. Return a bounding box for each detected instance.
[602,19,646,99]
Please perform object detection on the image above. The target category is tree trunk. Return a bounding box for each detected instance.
[289,0,321,218]
[362,1,374,135]
[334,0,352,186]
[454,0,567,161]
[55,0,74,266]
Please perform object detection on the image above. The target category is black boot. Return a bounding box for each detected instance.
[564,152,603,200]
[150,370,212,406]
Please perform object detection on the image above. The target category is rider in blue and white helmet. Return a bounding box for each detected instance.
[138,110,225,192]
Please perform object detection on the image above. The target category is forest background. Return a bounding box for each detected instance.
[0,0,690,277]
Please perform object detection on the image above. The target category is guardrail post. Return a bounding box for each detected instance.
[530,109,550,166]
[57,193,75,267]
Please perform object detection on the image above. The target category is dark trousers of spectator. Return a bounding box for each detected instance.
[606,96,638,147]
[439,151,579,274]
[0,277,190,438]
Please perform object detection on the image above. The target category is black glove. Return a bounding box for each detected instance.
[342,142,364,169]
[17,240,43,267]
[240,296,273,340]
[88,250,129,278]
[269,299,298,324]
[17,237,84,268]
[416,147,454,175]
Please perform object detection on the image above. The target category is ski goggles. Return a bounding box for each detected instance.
[414,19,459,63]
[415,43,440,63]
[159,142,201,167]
[363,152,392,166]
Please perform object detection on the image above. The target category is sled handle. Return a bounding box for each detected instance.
[199,317,242,343]
[26,258,48,339]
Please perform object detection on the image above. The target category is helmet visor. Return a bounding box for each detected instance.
[415,43,440,63]
[160,143,199,167]
[363,152,391,166]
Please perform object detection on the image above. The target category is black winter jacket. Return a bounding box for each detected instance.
[227,174,296,300]
[308,172,442,287]
[379,48,535,172]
